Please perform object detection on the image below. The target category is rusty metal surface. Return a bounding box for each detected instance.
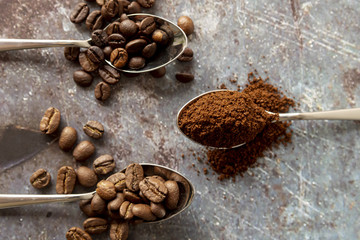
[0,0,360,239]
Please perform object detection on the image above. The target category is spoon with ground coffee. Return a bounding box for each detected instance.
[0,13,188,73]
[177,89,360,149]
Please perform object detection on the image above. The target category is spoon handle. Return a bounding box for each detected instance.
[278,108,360,121]
[0,39,91,51]
[0,192,95,209]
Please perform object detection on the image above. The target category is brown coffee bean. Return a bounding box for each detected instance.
[140,17,156,35]
[86,10,104,31]
[96,180,117,200]
[101,0,119,20]
[150,67,166,78]
[164,180,179,210]
[177,47,193,62]
[119,13,129,22]
[95,82,111,101]
[93,154,116,175]
[107,33,127,49]
[119,201,134,220]
[175,72,194,83]
[83,120,104,139]
[87,46,105,64]
[139,176,168,203]
[177,16,194,35]
[120,19,138,38]
[70,2,89,24]
[64,47,80,61]
[73,70,93,87]
[66,227,91,240]
[73,141,95,162]
[139,190,150,203]
[127,1,141,13]
[128,56,145,70]
[106,22,122,35]
[123,189,142,203]
[141,42,157,59]
[110,48,128,68]
[152,29,169,45]
[91,193,107,214]
[96,0,107,6]
[150,202,166,218]
[103,46,113,59]
[107,172,126,191]
[83,217,108,234]
[56,166,76,194]
[58,126,77,151]
[108,193,125,213]
[91,29,108,48]
[125,39,147,54]
[152,175,166,182]
[109,220,129,240]
[159,24,174,42]
[136,0,155,8]
[40,107,61,134]
[125,163,144,191]
[76,166,98,187]
[132,204,156,221]
[98,65,121,85]
[30,169,51,189]
[79,52,99,72]
[80,199,98,217]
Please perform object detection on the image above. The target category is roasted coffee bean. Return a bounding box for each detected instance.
[64,47,80,61]
[152,175,166,182]
[95,82,111,101]
[107,33,127,49]
[177,47,193,62]
[56,166,76,194]
[177,16,194,35]
[40,107,61,134]
[176,72,194,83]
[142,42,157,58]
[59,127,77,151]
[110,48,128,68]
[119,13,129,22]
[125,39,147,54]
[150,202,166,218]
[120,19,138,38]
[106,22,122,35]
[99,65,121,85]
[80,199,98,217]
[86,10,104,31]
[132,204,156,221]
[125,163,144,191]
[83,217,108,234]
[119,201,134,220]
[109,220,129,240]
[79,52,99,72]
[93,154,116,175]
[164,180,179,210]
[103,46,113,59]
[107,172,126,191]
[73,140,95,162]
[128,56,145,70]
[66,227,91,240]
[159,24,174,42]
[101,0,119,20]
[150,67,166,78]
[140,17,156,35]
[87,46,104,64]
[123,189,142,203]
[96,180,117,200]
[139,190,150,203]
[70,2,89,23]
[127,1,141,13]
[83,120,104,139]
[76,166,98,187]
[96,0,108,6]
[152,29,169,45]
[73,70,93,87]
[91,193,107,214]
[108,193,125,212]
[91,29,108,47]
[136,0,155,8]
[30,168,51,189]
[139,176,168,203]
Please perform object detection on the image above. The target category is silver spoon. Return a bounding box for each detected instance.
[0,13,188,74]
[0,163,194,224]
[177,89,360,149]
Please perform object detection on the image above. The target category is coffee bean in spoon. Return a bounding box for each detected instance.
[86,10,104,31]
[110,48,128,68]
[96,180,117,200]
[107,172,126,191]
[107,33,127,49]
[142,42,157,58]
[91,29,108,47]
[125,163,144,191]
[128,56,145,70]
[64,47,80,61]
[87,46,105,64]
[139,176,168,203]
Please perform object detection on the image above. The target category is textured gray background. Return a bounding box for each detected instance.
[0,0,360,239]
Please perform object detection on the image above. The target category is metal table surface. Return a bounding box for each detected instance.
[0,0,359,239]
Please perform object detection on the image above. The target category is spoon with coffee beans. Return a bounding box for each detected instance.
[0,163,194,224]
[177,89,360,149]
[0,13,188,73]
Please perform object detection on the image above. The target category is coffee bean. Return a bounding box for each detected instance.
[164,180,179,210]
[73,140,95,162]
[152,175,166,182]
[80,199,98,217]
[152,29,169,45]
[103,46,113,59]
[177,16,194,35]
[64,47,80,61]
[93,154,116,175]
[96,180,117,200]
[120,19,138,38]
[107,172,126,191]
[175,72,194,83]
[70,2,89,24]
[177,47,193,62]
[99,65,121,85]
[107,33,127,49]
[109,220,129,240]
[120,0,130,13]
[73,70,93,87]
[119,201,134,220]
[76,166,98,187]
[101,0,119,20]
[139,176,168,203]
[106,22,122,35]
[83,217,108,234]
[96,0,108,6]
[139,190,150,203]
[142,42,157,58]
[119,13,129,22]
[125,39,147,54]
[56,166,76,194]
[87,46,104,64]
[59,126,78,151]
[66,227,92,240]
[150,202,166,218]
[40,107,61,134]
[123,189,142,203]
[30,169,51,189]
[107,193,125,213]
[125,163,144,191]
[110,48,128,68]
[127,1,141,13]
[86,10,104,31]
[140,17,156,35]
[150,67,166,78]
[91,193,107,214]
[79,52,99,72]
[83,120,104,139]
[128,56,145,70]
[132,204,156,221]
[95,82,111,101]
[136,0,155,8]
[159,24,174,42]
[91,29,108,48]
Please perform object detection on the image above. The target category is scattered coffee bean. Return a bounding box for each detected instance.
[139,176,168,203]
[73,70,93,87]
[127,1,141,13]
[76,166,98,187]
[79,52,99,72]
[142,42,157,58]
[91,29,108,47]
[177,47,193,62]
[103,46,113,59]
[93,154,116,175]
[150,202,166,218]
[107,33,127,49]
[30,169,51,189]
[128,56,145,70]
[87,46,105,64]
[107,172,126,191]
[140,17,156,35]
[70,2,89,24]
[86,10,104,31]
[83,120,104,139]
[40,107,61,134]
[80,199,98,217]
[96,180,117,200]
[177,16,194,35]
[98,65,121,85]
[152,29,169,45]
[175,72,194,83]
[132,204,156,221]
[164,180,179,210]
[136,0,155,8]
[110,48,128,68]
[101,0,119,20]
[119,201,134,220]
[125,39,147,54]
[56,166,76,194]
[66,227,92,240]
[119,19,138,38]
[94,82,111,101]
[59,127,77,151]
[73,140,95,162]
[125,163,144,191]
[83,217,108,234]
[91,193,107,214]
[109,220,129,240]
[123,189,142,203]
[150,67,166,78]
[64,47,80,61]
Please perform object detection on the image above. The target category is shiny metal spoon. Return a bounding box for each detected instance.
[0,163,194,223]
[0,13,188,73]
[177,89,360,149]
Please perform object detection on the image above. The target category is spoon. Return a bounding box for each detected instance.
[177,89,360,149]
[0,13,188,73]
[0,163,194,223]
